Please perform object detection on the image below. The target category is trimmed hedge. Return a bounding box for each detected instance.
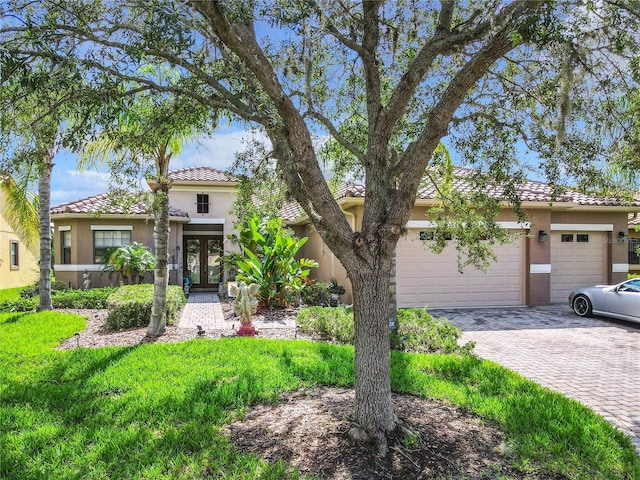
[0,287,118,312]
[19,281,71,298]
[105,284,186,331]
[52,287,118,309]
[296,306,474,355]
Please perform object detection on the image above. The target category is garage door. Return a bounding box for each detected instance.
[550,231,606,303]
[396,231,524,308]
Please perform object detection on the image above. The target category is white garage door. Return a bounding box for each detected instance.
[396,232,524,308]
[550,231,606,303]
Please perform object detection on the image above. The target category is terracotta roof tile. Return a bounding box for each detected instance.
[51,192,189,218]
[168,166,237,183]
[630,213,640,227]
[279,202,302,222]
[336,168,640,207]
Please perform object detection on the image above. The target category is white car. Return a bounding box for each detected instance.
[569,279,640,324]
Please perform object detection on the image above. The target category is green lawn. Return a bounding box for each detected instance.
[0,286,24,303]
[1,311,638,479]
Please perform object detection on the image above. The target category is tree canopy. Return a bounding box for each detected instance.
[3,0,640,452]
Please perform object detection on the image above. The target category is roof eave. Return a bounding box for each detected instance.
[50,213,191,223]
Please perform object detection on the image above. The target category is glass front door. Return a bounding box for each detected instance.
[184,236,222,289]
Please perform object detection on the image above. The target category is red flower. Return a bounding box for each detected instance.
[237,321,256,337]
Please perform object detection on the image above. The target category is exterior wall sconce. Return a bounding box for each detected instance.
[618,231,628,243]
[538,230,548,243]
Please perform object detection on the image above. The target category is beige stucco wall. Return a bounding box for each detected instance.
[52,216,181,289]
[298,202,635,307]
[0,190,39,289]
[295,224,352,304]
[169,187,238,238]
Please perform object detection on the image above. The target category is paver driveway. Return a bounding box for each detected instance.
[432,305,640,453]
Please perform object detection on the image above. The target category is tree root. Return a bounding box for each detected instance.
[347,424,390,456]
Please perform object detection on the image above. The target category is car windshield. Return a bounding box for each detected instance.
[620,279,640,292]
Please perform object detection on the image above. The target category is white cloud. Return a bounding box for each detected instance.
[173,130,271,171]
[50,170,111,205]
[50,129,272,204]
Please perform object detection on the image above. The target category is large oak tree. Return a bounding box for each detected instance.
[4,0,639,451]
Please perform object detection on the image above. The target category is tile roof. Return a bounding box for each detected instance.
[279,202,302,222]
[281,168,640,223]
[51,192,189,218]
[630,213,640,227]
[168,166,237,183]
[337,168,640,207]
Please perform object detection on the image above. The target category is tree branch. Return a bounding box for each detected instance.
[188,0,355,255]
[390,1,545,225]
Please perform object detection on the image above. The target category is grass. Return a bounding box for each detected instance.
[0,286,23,303]
[1,312,638,479]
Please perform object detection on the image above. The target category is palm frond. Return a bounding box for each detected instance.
[0,175,39,248]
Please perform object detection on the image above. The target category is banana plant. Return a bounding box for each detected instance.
[235,215,318,307]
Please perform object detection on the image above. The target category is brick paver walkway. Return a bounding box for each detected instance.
[433,305,640,453]
[177,292,298,331]
[177,292,227,329]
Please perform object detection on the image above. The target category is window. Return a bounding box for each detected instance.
[94,230,131,263]
[61,231,72,264]
[576,234,589,243]
[629,238,640,265]
[419,230,452,241]
[561,234,574,242]
[10,241,19,268]
[196,194,209,214]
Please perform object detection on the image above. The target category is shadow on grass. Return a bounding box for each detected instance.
[0,312,30,324]
[2,335,638,479]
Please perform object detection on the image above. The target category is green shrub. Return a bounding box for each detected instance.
[52,287,118,309]
[19,281,71,298]
[300,282,331,306]
[0,297,37,312]
[391,309,475,355]
[0,287,119,312]
[296,306,474,355]
[296,306,354,343]
[105,284,186,331]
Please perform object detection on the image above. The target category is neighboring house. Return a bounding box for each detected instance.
[52,166,640,307]
[0,187,39,289]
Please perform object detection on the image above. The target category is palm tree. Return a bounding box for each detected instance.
[80,87,215,336]
[100,242,156,284]
[0,174,39,249]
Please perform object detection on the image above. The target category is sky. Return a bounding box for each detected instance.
[50,125,260,206]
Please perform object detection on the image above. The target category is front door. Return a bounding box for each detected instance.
[184,236,222,290]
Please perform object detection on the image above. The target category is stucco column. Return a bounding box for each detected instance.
[611,215,631,284]
[527,210,551,306]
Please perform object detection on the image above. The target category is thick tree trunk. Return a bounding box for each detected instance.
[37,159,53,312]
[147,187,169,337]
[349,261,397,454]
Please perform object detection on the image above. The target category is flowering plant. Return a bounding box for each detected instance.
[237,321,256,337]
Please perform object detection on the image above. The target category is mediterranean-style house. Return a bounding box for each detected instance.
[0,185,39,289]
[51,166,640,308]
